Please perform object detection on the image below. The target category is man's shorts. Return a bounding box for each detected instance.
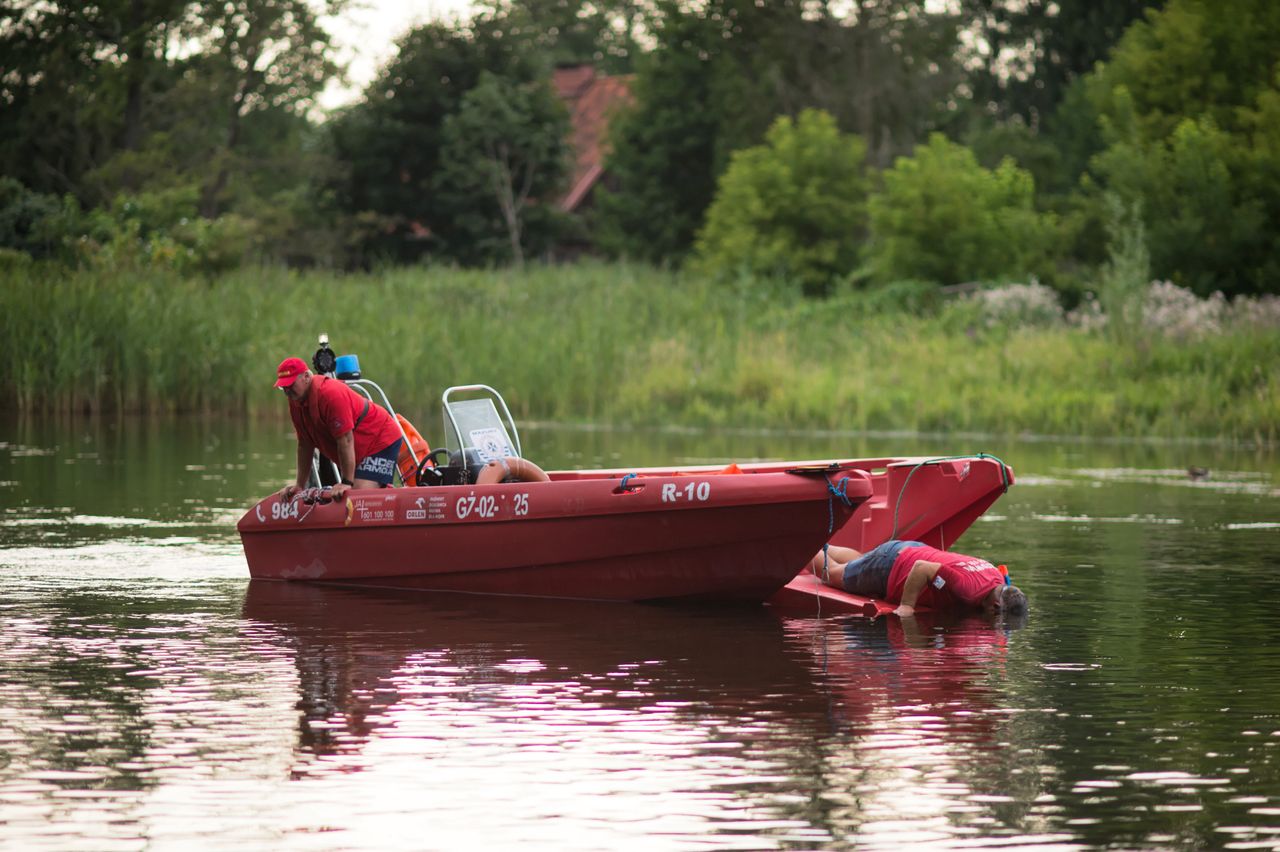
[354,439,403,486]
[842,540,925,598]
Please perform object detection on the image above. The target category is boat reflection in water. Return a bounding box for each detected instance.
[241,580,825,762]
[241,582,1031,846]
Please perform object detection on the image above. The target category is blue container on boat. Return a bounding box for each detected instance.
[335,354,361,380]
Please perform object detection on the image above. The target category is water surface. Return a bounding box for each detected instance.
[1,417,1278,849]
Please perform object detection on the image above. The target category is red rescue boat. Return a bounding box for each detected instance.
[238,347,1014,606]
[239,463,871,602]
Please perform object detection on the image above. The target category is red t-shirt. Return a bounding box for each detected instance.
[886,545,1003,609]
[289,376,402,462]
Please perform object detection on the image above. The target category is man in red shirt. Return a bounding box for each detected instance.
[815,540,1028,618]
[274,356,404,500]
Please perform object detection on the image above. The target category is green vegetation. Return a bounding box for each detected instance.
[694,111,868,297]
[4,0,1279,443]
[7,0,1279,296]
[866,134,1056,287]
[2,263,1275,443]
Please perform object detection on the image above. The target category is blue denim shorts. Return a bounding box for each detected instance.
[842,540,925,597]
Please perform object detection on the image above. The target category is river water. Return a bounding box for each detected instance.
[1,416,1278,850]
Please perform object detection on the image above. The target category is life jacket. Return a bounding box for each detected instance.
[396,413,432,486]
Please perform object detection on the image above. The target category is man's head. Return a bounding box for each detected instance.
[981,583,1028,617]
[274,357,312,401]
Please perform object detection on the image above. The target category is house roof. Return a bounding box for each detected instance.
[552,65,633,212]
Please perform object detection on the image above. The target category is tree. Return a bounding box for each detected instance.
[437,72,570,266]
[800,0,964,169]
[187,0,345,217]
[962,0,1160,128]
[0,178,83,261]
[327,18,549,264]
[866,134,1056,286]
[596,0,966,263]
[593,4,721,263]
[1084,0,1280,295]
[0,0,348,268]
[694,110,868,296]
[474,0,646,74]
[0,0,196,199]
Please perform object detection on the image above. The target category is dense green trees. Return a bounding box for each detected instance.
[596,0,964,262]
[327,20,545,264]
[2,0,1278,297]
[326,8,594,266]
[593,5,721,263]
[0,0,197,199]
[0,0,345,267]
[1085,0,1280,296]
[438,72,570,266]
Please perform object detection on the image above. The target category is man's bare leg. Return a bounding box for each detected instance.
[810,545,865,588]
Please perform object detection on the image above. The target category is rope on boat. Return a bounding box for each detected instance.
[815,476,857,612]
[619,472,639,491]
[290,485,346,523]
[889,452,1010,541]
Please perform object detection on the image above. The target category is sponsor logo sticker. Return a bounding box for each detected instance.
[351,495,397,524]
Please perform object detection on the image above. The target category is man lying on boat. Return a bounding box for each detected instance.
[274,357,404,501]
[812,540,1028,618]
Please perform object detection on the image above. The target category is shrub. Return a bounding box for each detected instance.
[1096,193,1150,335]
[964,281,1065,328]
[79,188,258,274]
[694,109,868,297]
[866,133,1057,286]
[1066,294,1108,332]
[1228,294,1280,329]
[1140,280,1226,339]
[0,177,83,261]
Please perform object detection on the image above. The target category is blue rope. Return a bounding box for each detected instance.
[820,476,855,584]
[827,475,854,508]
[619,473,638,491]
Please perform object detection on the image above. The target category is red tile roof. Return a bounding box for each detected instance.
[553,66,633,212]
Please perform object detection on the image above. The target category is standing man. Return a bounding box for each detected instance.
[274,356,404,501]
[813,540,1028,618]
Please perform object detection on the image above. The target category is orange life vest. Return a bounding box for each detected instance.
[396,414,432,486]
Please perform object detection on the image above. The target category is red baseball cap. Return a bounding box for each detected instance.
[274,357,308,388]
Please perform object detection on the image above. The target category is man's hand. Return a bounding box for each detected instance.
[893,604,916,618]
[279,484,302,501]
[328,483,350,500]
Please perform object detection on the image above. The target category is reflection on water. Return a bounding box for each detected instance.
[1,416,1280,849]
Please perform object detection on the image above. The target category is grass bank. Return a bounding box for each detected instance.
[1,262,1276,442]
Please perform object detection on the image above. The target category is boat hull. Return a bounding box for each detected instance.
[239,468,869,602]
[552,455,1015,612]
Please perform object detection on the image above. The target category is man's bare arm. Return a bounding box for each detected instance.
[335,431,356,483]
[895,560,942,616]
[280,438,316,499]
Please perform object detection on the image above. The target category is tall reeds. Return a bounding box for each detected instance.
[1,260,1276,442]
